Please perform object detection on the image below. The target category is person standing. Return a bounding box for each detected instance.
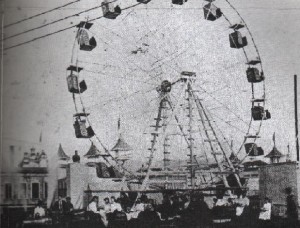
[65,197,74,213]
[258,197,272,228]
[285,187,299,228]
[52,196,67,213]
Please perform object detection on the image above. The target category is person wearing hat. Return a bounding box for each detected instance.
[285,187,299,228]
[65,197,74,213]
[34,200,46,218]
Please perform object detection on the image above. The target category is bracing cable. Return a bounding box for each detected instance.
[4,0,81,28]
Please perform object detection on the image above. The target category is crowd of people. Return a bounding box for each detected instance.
[29,187,299,228]
[83,188,298,228]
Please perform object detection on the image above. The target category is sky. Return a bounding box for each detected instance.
[2,0,300,169]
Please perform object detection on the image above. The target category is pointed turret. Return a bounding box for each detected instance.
[111,134,133,152]
[57,144,70,161]
[265,146,284,164]
[84,143,102,158]
[111,134,132,163]
[111,117,132,162]
[265,132,284,164]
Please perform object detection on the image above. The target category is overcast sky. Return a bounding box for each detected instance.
[2,0,300,168]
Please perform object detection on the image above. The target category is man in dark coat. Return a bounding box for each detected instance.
[138,203,161,228]
[65,197,74,213]
[52,196,68,213]
[285,187,299,228]
[181,194,211,227]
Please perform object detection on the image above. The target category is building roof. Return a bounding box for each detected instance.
[265,146,284,158]
[57,144,70,160]
[242,160,268,167]
[84,143,103,158]
[18,167,48,174]
[111,134,132,151]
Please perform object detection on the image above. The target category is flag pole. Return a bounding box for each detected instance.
[294,75,299,162]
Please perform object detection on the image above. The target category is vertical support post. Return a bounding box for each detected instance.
[187,82,195,188]
[192,90,236,188]
[163,136,169,171]
[0,2,4,176]
[141,94,167,190]
[295,75,299,162]
[162,101,169,172]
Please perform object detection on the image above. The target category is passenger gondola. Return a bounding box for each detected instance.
[244,143,264,156]
[246,67,265,83]
[172,0,187,5]
[229,31,247,49]
[102,0,122,19]
[73,113,95,138]
[67,65,87,94]
[251,104,271,121]
[76,21,97,51]
[203,3,222,21]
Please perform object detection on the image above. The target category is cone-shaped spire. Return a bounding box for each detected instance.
[57,144,70,161]
[265,133,284,164]
[265,146,283,158]
[111,134,132,152]
[112,117,132,152]
[84,143,102,158]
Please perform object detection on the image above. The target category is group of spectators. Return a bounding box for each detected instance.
[30,187,299,228]
[85,191,247,228]
[86,193,161,228]
[33,196,74,219]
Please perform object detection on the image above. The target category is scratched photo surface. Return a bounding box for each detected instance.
[1,0,300,227]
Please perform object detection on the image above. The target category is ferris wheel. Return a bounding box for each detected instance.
[66,0,270,189]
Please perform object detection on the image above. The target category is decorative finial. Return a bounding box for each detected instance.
[118,116,121,131]
[272,132,276,147]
